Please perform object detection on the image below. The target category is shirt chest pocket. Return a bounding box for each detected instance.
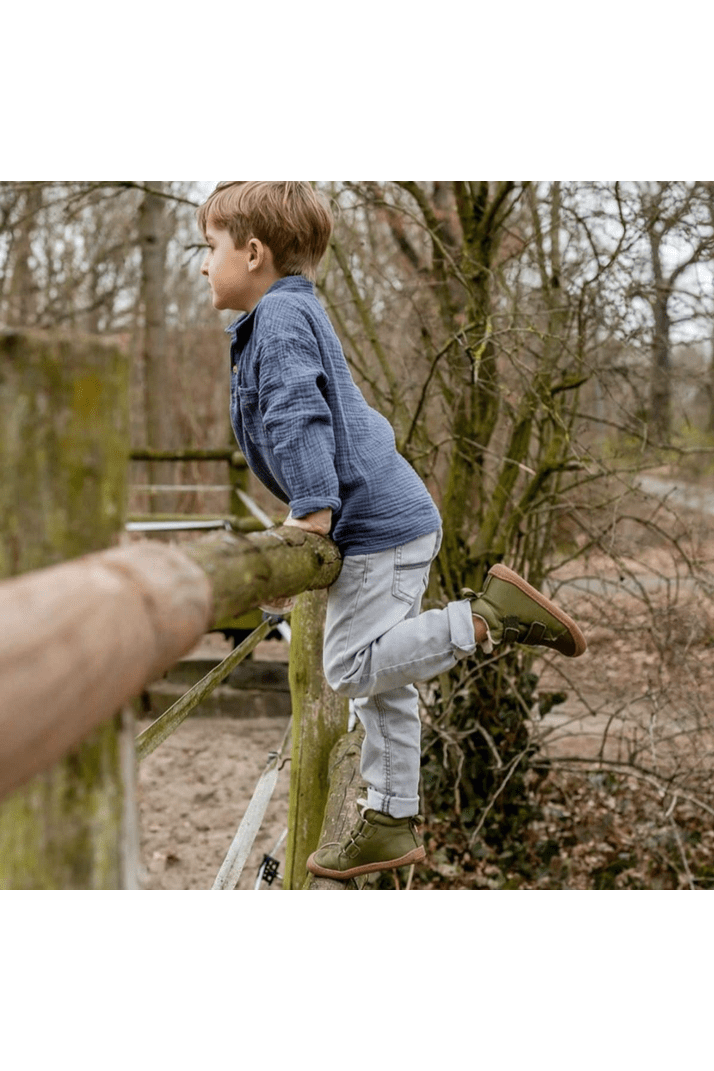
[235,385,270,450]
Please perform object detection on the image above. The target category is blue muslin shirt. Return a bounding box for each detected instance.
[226,275,441,557]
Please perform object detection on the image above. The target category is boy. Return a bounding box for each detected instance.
[198,182,587,882]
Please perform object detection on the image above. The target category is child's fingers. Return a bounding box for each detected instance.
[260,595,297,615]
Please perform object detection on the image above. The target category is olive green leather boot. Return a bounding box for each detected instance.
[468,563,587,658]
[307,805,426,880]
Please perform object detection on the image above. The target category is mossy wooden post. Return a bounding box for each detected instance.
[308,726,368,890]
[284,588,349,889]
[0,329,135,889]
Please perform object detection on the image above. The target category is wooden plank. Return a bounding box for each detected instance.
[136,619,273,761]
[130,447,246,464]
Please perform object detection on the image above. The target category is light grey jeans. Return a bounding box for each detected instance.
[323,529,477,818]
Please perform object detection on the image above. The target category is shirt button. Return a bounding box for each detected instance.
[232,365,237,374]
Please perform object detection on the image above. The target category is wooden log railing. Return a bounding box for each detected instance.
[0,526,341,804]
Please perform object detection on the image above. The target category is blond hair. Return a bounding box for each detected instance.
[197,181,333,281]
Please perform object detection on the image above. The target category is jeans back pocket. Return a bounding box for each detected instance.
[392,530,440,604]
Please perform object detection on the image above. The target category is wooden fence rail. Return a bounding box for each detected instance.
[0,526,341,803]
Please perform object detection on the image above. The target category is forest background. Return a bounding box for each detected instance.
[3,179,714,891]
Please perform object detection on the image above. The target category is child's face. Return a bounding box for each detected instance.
[201,224,255,312]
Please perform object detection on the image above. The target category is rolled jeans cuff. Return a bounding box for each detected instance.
[447,599,477,658]
[366,787,421,819]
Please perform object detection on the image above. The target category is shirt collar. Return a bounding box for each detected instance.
[225,275,314,340]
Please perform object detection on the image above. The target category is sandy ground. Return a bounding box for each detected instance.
[136,637,292,892]
[137,714,291,891]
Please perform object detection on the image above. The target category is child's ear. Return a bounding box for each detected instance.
[247,237,262,271]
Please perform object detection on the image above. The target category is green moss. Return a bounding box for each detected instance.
[0,331,129,575]
[0,330,132,890]
[284,589,348,888]
[0,717,125,890]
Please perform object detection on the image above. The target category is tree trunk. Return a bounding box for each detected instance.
[648,228,672,445]
[706,187,714,435]
[5,184,42,327]
[139,182,175,512]
[438,182,511,595]
[0,328,136,889]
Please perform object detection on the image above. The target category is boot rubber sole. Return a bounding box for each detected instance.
[306,845,426,880]
[488,563,587,658]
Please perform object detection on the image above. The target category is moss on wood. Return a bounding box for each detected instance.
[283,588,349,889]
[0,329,129,576]
[185,526,342,629]
[0,329,134,890]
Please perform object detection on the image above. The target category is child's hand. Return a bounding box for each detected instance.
[284,509,333,537]
[260,595,297,616]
